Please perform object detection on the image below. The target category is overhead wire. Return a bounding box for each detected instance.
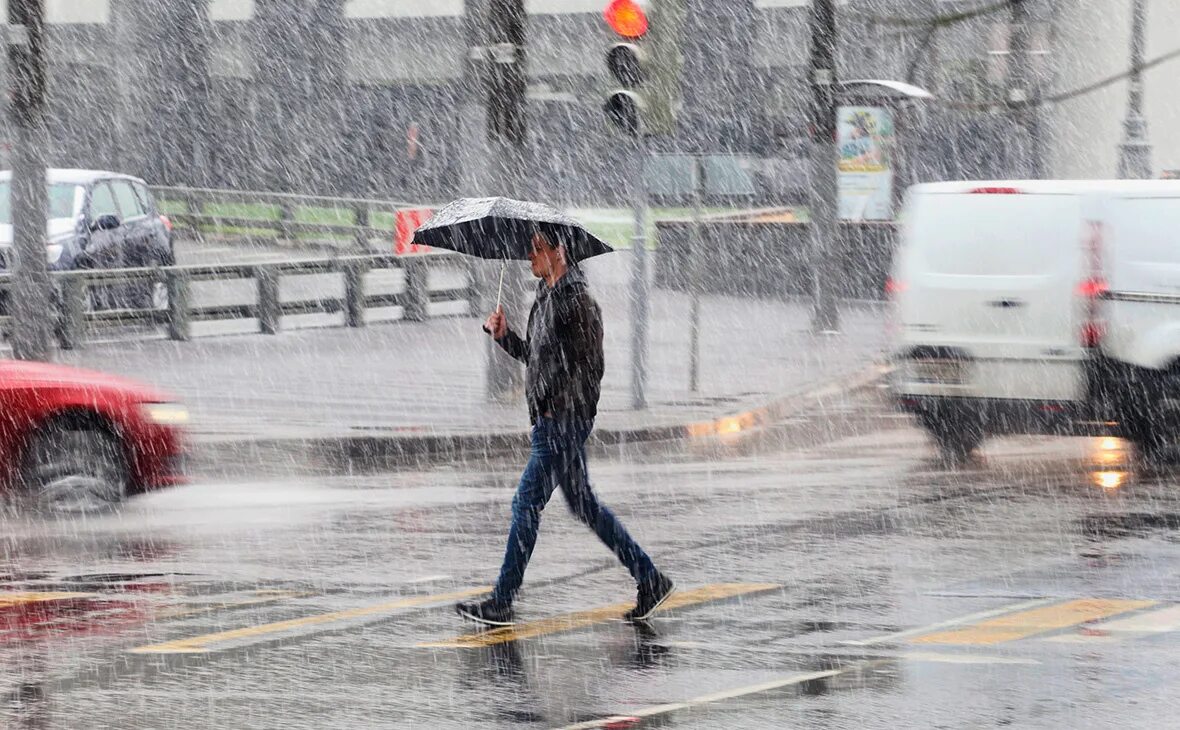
[842,0,1180,114]
[942,44,1180,111]
[844,0,1015,29]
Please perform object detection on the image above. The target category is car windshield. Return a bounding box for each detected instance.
[0,181,82,224]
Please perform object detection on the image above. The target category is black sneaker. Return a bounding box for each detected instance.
[455,598,516,627]
[624,572,675,622]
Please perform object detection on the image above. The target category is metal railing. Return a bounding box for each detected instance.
[0,251,474,350]
[149,185,429,251]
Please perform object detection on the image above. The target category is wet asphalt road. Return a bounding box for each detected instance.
[3,393,1180,728]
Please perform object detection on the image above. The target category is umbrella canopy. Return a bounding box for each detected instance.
[412,197,615,263]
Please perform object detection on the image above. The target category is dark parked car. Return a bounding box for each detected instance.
[0,169,175,310]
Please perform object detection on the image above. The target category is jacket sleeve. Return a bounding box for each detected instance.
[496,328,529,364]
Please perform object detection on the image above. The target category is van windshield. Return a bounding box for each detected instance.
[906,192,1079,276]
[0,182,83,224]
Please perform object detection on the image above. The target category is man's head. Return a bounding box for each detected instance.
[528,231,568,282]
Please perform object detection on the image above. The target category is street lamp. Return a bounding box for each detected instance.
[1118,0,1152,179]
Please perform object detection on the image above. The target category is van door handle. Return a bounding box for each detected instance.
[987,298,1025,309]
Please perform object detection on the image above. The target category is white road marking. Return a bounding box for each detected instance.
[1044,604,1180,643]
[554,667,851,730]
[842,598,1058,646]
[898,651,1040,665]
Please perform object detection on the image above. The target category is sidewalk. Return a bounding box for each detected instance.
[56,254,888,466]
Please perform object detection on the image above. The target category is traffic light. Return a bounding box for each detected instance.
[603,0,685,138]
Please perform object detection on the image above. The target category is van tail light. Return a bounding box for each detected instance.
[884,277,907,297]
[159,215,173,232]
[1079,221,1108,348]
[1078,278,1109,348]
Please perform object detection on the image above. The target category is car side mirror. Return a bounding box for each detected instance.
[90,214,120,231]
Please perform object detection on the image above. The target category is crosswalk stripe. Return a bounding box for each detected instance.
[0,591,97,609]
[555,667,850,730]
[152,590,308,621]
[1044,604,1180,643]
[129,586,489,655]
[910,598,1156,645]
[419,582,781,649]
[842,598,1058,646]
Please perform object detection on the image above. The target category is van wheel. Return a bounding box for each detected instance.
[920,414,984,462]
[1126,417,1172,462]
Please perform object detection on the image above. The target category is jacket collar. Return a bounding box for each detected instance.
[537,266,587,299]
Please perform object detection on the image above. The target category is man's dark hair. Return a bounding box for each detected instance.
[536,227,578,264]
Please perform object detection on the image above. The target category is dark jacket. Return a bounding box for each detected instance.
[496,267,604,425]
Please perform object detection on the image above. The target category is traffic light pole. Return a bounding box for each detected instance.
[630,134,649,410]
[8,0,53,361]
[472,0,526,403]
[807,0,840,334]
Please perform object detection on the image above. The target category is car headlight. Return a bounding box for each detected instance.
[142,402,189,425]
[46,243,63,264]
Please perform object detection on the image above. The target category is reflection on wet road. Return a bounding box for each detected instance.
[3,396,1180,727]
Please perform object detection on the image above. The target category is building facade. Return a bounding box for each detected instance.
[1,0,1170,204]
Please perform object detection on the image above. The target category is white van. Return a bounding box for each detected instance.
[889,180,1180,458]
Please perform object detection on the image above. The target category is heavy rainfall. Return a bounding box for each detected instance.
[0,0,1178,727]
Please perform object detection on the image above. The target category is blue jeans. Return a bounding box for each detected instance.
[492,416,657,606]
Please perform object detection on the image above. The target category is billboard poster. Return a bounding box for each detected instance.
[837,106,894,221]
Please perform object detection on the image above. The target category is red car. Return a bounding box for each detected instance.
[0,359,186,512]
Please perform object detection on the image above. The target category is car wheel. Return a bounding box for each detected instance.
[16,419,129,514]
[134,257,170,312]
[139,280,168,311]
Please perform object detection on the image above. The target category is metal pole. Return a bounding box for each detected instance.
[630,135,649,410]
[1008,0,1044,178]
[808,0,840,334]
[8,0,52,361]
[471,0,526,403]
[1118,0,1152,179]
[688,155,704,392]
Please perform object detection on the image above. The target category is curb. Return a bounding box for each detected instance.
[190,361,891,476]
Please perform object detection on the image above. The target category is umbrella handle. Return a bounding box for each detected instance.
[481,261,508,336]
[495,260,506,310]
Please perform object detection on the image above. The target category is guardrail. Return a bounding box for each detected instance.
[149,185,429,251]
[0,251,474,350]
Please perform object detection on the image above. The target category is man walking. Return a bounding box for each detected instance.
[455,231,674,626]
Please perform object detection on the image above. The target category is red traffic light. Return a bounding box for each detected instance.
[604,0,648,38]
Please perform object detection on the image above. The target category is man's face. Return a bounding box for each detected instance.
[528,233,561,279]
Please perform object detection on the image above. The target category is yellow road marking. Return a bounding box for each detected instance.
[129,586,489,655]
[910,598,1156,645]
[420,582,780,649]
[0,591,97,609]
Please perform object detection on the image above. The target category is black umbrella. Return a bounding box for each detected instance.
[412,197,615,308]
